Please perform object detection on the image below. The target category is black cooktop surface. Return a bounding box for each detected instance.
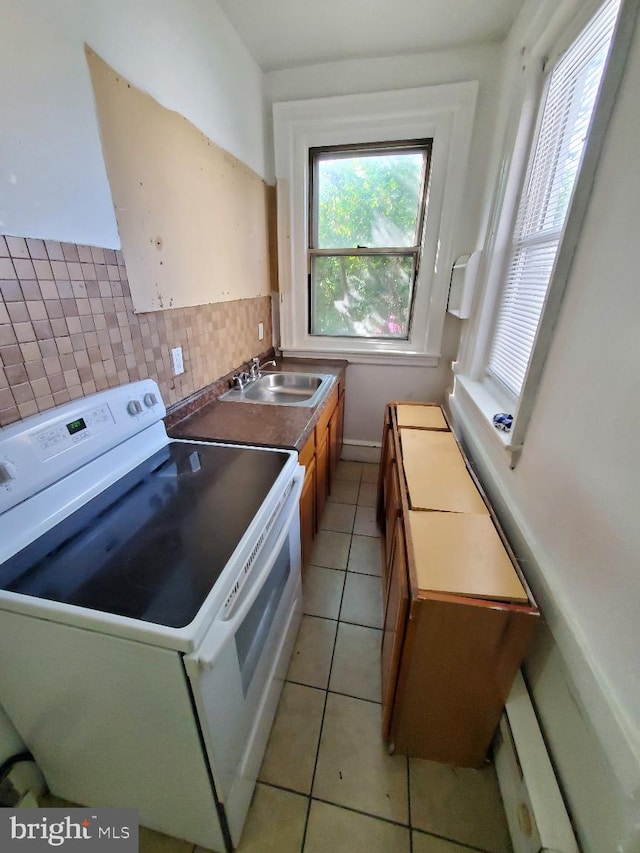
[0,441,290,628]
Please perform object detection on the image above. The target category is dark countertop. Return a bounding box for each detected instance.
[168,358,347,451]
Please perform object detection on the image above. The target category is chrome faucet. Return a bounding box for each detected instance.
[249,357,277,380]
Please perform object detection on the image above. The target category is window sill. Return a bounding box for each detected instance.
[281,347,440,367]
[449,372,523,468]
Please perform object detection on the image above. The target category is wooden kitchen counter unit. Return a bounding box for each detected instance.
[400,428,488,514]
[378,402,538,767]
[396,403,448,430]
[407,510,528,603]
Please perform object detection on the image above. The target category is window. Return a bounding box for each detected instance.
[273,82,478,364]
[308,142,431,340]
[486,0,621,400]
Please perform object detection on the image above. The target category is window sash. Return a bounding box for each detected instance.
[308,251,420,340]
[308,141,431,340]
[487,0,620,399]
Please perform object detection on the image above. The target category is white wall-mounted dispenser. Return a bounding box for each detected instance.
[447,250,482,319]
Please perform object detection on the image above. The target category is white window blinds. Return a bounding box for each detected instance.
[487,0,621,398]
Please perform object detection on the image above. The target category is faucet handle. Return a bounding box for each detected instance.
[233,371,250,390]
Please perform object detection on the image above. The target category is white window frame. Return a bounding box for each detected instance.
[451,0,635,466]
[273,83,478,366]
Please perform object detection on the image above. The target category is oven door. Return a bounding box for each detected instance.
[183,470,303,847]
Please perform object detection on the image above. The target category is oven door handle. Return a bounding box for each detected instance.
[190,469,303,672]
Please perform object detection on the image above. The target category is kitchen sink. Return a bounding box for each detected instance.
[219,372,334,407]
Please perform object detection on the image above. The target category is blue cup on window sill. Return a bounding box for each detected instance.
[493,413,513,432]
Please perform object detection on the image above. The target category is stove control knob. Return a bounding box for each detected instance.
[143,393,158,408]
[0,461,17,485]
[127,400,143,416]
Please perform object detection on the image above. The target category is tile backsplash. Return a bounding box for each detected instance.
[0,234,272,426]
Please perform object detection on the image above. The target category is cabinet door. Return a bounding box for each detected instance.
[300,458,316,571]
[381,519,409,741]
[377,413,394,526]
[336,390,345,465]
[329,402,340,485]
[383,459,400,602]
[315,432,329,528]
[327,387,345,492]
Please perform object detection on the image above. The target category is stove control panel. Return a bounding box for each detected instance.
[35,403,115,461]
[0,380,166,516]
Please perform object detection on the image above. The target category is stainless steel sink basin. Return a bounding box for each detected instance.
[219,372,334,407]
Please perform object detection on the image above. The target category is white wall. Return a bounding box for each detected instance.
[0,0,269,774]
[266,46,504,443]
[450,5,640,850]
[0,704,27,767]
[345,316,461,444]
[0,0,267,248]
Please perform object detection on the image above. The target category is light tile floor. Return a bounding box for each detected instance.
[42,460,513,853]
[247,459,513,853]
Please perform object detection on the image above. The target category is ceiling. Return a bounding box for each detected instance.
[217,0,525,73]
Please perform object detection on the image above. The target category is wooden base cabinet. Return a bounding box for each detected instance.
[315,431,329,526]
[298,375,345,569]
[381,518,409,740]
[330,389,345,482]
[378,402,539,767]
[299,454,316,572]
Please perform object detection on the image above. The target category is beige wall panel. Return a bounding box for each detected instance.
[87,49,271,313]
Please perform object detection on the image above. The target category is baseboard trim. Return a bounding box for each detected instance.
[341,440,382,463]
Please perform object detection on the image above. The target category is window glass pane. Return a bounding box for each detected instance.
[311,254,414,338]
[316,152,424,249]
[487,0,619,398]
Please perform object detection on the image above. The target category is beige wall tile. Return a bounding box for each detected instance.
[0,233,273,423]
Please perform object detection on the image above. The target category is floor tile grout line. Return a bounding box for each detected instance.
[308,794,413,831]
[299,518,355,852]
[262,775,494,853]
[284,677,383,705]
[299,463,382,849]
[411,827,494,853]
[305,566,381,577]
[326,688,381,705]
[257,779,311,799]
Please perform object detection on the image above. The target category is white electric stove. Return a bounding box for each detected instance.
[0,380,304,851]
